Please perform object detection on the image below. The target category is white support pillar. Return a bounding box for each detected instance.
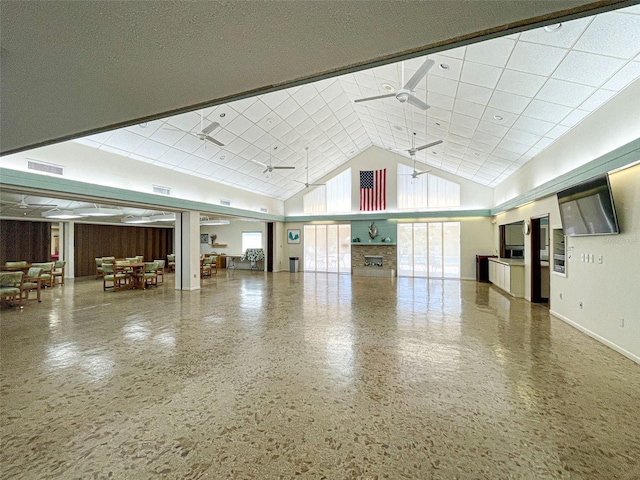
[174,211,201,291]
[63,221,75,279]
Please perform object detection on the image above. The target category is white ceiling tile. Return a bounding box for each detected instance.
[545,124,570,139]
[503,129,540,147]
[456,82,493,105]
[259,90,289,110]
[242,125,267,144]
[450,112,480,130]
[192,143,220,160]
[177,155,207,171]
[327,94,350,113]
[208,106,239,125]
[291,84,318,106]
[512,116,554,135]
[149,127,183,147]
[228,97,257,114]
[225,137,250,155]
[497,139,530,155]
[427,92,455,110]
[579,89,617,113]
[98,144,129,157]
[560,109,590,127]
[173,134,204,154]
[519,17,592,48]
[104,129,146,151]
[72,137,101,148]
[465,37,516,67]
[441,46,467,59]
[302,95,326,116]
[448,124,474,138]
[476,121,508,138]
[84,131,113,143]
[127,153,154,163]
[272,97,300,120]
[535,79,596,107]
[468,140,495,153]
[534,137,555,150]
[428,54,463,81]
[522,100,572,123]
[157,147,189,166]
[460,62,503,88]
[223,114,253,137]
[506,42,568,75]
[453,99,485,119]
[496,69,547,97]
[426,75,458,97]
[553,51,625,87]
[481,108,518,127]
[574,12,640,58]
[488,91,532,114]
[427,107,452,123]
[602,61,640,90]
[125,120,163,138]
[165,112,200,132]
[242,100,271,123]
[492,149,521,162]
[211,128,236,146]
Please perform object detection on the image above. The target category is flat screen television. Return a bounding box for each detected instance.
[557,174,620,236]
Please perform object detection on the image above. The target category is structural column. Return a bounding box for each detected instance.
[174,211,201,291]
[62,221,74,279]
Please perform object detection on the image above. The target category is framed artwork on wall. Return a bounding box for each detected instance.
[287,229,301,244]
[200,234,210,244]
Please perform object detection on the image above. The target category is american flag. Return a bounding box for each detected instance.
[360,168,386,211]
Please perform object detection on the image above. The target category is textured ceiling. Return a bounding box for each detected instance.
[66,5,640,200]
[1,0,627,154]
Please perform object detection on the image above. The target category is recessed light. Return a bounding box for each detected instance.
[220,155,226,160]
[439,63,450,71]
[393,125,403,132]
[544,23,562,32]
[219,113,226,118]
[493,115,504,121]
[473,152,481,157]
[138,122,147,128]
[381,83,395,92]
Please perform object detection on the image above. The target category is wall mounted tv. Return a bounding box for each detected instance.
[557,174,619,236]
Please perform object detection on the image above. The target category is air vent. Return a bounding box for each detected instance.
[27,160,64,176]
[260,208,268,213]
[220,199,231,206]
[152,185,171,195]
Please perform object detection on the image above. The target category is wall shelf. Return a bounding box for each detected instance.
[552,228,566,277]
[210,243,228,247]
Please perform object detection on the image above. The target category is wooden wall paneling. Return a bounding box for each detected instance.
[0,220,51,264]
[74,224,173,277]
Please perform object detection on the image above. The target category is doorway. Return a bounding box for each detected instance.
[531,215,550,305]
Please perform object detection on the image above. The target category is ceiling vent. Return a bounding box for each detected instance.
[152,185,171,195]
[27,160,64,176]
[220,199,231,206]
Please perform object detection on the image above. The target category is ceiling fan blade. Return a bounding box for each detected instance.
[403,59,435,91]
[415,139,443,151]
[354,93,396,103]
[201,121,220,135]
[272,166,295,170]
[204,135,224,147]
[406,95,430,111]
[263,167,270,174]
[414,170,430,177]
[162,126,185,132]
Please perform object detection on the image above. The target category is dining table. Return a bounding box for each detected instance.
[121,262,146,290]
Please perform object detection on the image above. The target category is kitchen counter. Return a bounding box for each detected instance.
[490,258,525,267]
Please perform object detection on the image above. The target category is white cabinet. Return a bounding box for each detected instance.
[552,228,567,276]
[488,259,524,298]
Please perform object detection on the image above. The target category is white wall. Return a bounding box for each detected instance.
[494,79,640,206]
[1,141,284,216]
[200,220,267,270]
[495,163,640,363]
[284,146,494,216]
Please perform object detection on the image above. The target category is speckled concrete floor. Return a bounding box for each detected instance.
[1,272,639,479]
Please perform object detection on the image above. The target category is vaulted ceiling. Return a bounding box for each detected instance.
[65,5,640,200]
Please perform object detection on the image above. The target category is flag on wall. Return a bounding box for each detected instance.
[360,168,386,211]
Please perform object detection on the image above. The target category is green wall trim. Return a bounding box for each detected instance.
[492,137,640,215]
[284,209,492,223]
[0,167,286,222]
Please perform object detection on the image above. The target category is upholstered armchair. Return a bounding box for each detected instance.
[31,262,55,288]
[0,271,24,307]
[102,263,129,291]
[21,267,44,302]
[167,254,175,272]
[4,261,28,269]
[141,261,159,288]
[154,260,165,284]
[52,261,66,286]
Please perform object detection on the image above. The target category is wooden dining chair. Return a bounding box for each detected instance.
[21,267,44,303]
[0,271,24,308]
[52,261,66,286]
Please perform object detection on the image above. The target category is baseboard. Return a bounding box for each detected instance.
[550,310,640,365]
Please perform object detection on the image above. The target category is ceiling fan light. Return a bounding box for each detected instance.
[122,216,152,224]
[149,213,176,222]
[41,209,82,220]
[200,219,230,226]
[74,206,121,217]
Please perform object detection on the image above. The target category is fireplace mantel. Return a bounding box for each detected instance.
[351,244,397,277]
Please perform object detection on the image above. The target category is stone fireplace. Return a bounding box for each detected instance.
[352,244,397,277]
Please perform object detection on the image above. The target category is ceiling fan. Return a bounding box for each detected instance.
[164,111,224,146]
[397,133,443,178]
[354,58,435,110]
[0,195,57,209]
[250,144,295,175]
[295,147,326,188]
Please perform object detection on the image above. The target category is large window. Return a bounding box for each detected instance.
[242,231,263,251]
[303,168,351,213]
[303,224,351,273]
[397,164,460,210]
[397,222,460,278]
